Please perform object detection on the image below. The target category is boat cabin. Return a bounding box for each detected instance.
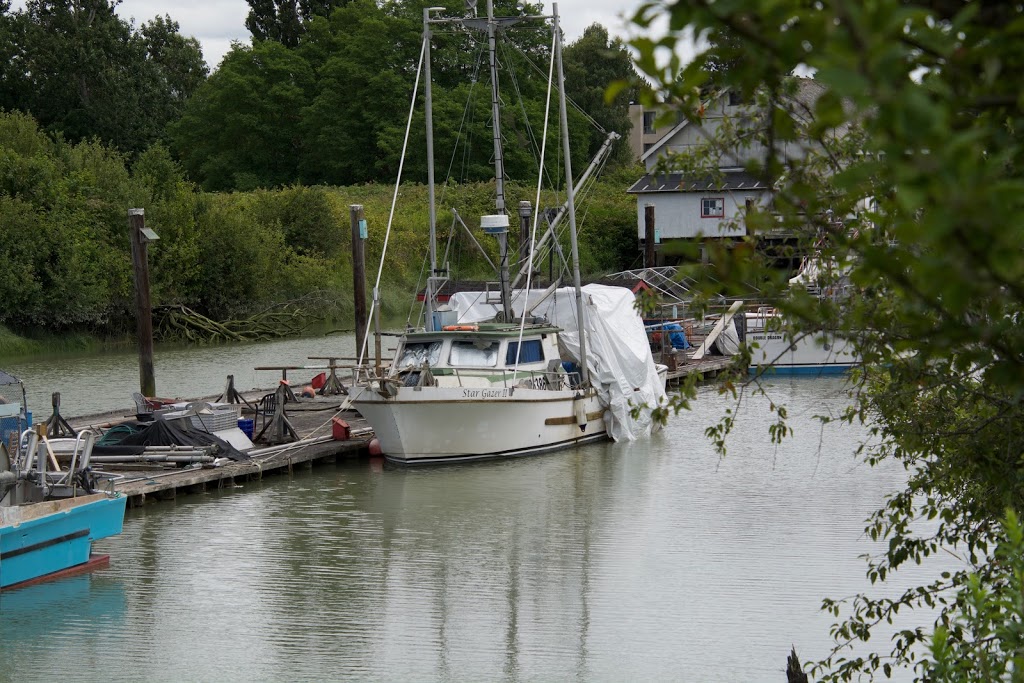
[390,323,576,389]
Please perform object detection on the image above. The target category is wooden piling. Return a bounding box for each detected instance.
[644,204,656,268]
[351,204,368,357]
[128,208,156,398]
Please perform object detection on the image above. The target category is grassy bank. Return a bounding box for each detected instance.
[0,325,118,359]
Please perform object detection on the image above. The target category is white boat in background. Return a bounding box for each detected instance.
[350,2,665,464]
[732,255,858,375]
[743,308,857,375]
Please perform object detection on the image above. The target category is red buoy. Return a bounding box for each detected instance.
[368,438,383,456]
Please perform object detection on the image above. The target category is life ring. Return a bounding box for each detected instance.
[443,325,479,331]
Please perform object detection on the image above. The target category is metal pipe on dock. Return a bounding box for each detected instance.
[90,454,216,464]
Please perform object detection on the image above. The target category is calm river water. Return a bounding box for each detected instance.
[0,339,956,682]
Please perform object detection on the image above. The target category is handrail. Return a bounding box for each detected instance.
[351,363,578,392]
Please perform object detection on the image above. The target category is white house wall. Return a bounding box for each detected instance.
[636,191,768,240]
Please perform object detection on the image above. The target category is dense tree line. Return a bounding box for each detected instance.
[0,110,638,339]
[0,1,637,191]
[0,0,642,340]
[172,0,636,190]
[0,0,207,157]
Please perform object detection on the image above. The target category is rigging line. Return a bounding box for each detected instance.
[513,23,558,375]
[509,41,606,134]
[462,39,490,183]
[360,36,427,366]
[441,39,487,201]
[499,40,546,184]
[406,250,430,328]
[528,146,607,269]
[428,217,458,325]
[510,42,563,199]
[573,154,611,239]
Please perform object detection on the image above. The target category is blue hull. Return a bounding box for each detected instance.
[0,494,127,589]
[749,364,853,376]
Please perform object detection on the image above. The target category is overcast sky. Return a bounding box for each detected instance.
[101,0,650,70]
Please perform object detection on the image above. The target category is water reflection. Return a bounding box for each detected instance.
[0,574,127,671]
[0,377,961,682]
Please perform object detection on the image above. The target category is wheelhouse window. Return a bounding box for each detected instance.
[396,341,442,370]
[701,197,724,218]
[449,340,500,367]
[506,339,544,364]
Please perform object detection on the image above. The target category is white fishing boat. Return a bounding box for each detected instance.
[350,1,665,464]
[743,308,857,375]
[736,256,858,375]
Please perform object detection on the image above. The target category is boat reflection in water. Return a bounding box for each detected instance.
[0,574,127,662]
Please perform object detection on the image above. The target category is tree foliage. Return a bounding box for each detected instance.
[173,0,622,191]
[630,0,1024,680]
[562,23,637,163]
[245,0,347,47]
[0,109,636,339]
[0,1,208,156]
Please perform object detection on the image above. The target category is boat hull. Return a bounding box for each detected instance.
[353,386,608,464]
[0,493,127,590]
[746,331,857,375]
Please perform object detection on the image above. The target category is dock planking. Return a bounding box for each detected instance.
[664,356,735,386]
[69,392,373,508]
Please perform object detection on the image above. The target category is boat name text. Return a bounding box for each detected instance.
[462,388,510,398]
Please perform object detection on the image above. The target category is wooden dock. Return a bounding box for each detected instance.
[69,393,373,509]
[663,356,736,386]
[60,353,736,508]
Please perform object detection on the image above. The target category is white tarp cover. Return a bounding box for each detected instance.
[449,284,667,442]
[714,320,741,356]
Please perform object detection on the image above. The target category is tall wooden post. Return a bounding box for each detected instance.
[644,204,656,268]
[350,205,368,359]
[129,208,156,398]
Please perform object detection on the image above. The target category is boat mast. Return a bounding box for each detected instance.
[553,2,590,387]
[424,7,440,331]
[486,0,514,321]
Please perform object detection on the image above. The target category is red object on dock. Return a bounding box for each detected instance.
[331,418,351,441]
[310,372,326,390]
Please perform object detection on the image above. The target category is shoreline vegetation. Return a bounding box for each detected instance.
[0,111,640,361]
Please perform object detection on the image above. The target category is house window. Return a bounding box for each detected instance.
[643,111,656,135]
[701,197,725,218]
[643,142,655,153]
[728,91,744,106]
[745,196,756,213]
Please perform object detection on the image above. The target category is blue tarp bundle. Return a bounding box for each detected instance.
[659,323,689,350]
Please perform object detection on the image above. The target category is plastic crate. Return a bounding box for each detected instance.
[187,409,240,433]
